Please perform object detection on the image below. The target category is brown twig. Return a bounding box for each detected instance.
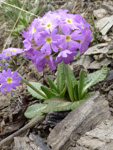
[0,115,45,148]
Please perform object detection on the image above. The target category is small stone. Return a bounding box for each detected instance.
[84,43,109,55]
[108,90,113,102]
[93,9,108,19]
[100,58,111,66]
[71,55,93,69]
[99,53,104,60]
[93,55,100,60]
[95,16,113,35]
[102,35,111,42]
[102,2,113,13]
[88,61,101,69]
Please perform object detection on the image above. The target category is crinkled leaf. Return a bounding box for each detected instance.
[59,84,67,98]
[65,65,78,102]
[71,100,85,110]
[73,83,79,101]
[47,77,58,93]
[57,62,66,93]
[24,103,47,119]
[27,82,46,100]
[83,66,108,94]
[41,85,56,99]
[78,70,85,99]
[43,99,73,113]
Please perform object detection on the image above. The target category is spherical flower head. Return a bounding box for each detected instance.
[21,9,92,70]
[0,68,21,93]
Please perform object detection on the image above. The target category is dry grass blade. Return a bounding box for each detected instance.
[0,0,38,51]
[0,1,38,17]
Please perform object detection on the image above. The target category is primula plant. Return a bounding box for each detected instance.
[0,10,108,121]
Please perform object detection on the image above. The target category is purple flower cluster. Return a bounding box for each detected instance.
[0,68,21,93]
[0,48,23,93]
[22,9,92,72]
[0,10,92,93]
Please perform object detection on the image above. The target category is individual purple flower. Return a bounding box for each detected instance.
[28,18,43,37]
[5,48,24,55]
[59,25,82,49]
[0,68,21,93]
[23,39,32,50]
[41,14,58,32]
[74,14,89,30]
[59,13,77,30]
[0,48,24,59]
[36,29,60,54]
[22,18,44,41]
[56,49,77,64]
[24,48,35,60]
[0,51,12,60]
[79,29,92,54]
[32,50,56,72]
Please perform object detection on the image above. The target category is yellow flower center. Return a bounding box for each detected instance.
[46,37,52,43]
[81,23,84,29]
[65,35,71,42]
[32,27,36,34]
[5,53,11,56]
[11,49,16,52]
[6,77,12,83]
[66,19,72,24]
[46,23,51,28]
[45,55,50,59]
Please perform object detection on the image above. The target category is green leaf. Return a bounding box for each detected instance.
[27,82,46,100]
[6,25,25,35]
[41,85,56,99]
[71,100,85,110]
[24,103,47,119]
[44,99,73,113]
[78,70,85,99]
[72,92,94,110]
[47,77,58,93]
[82,66,108,95]
[73,83,79,101]
[65,65,78,102]
[57,62,66,93]
[59,84,67,98]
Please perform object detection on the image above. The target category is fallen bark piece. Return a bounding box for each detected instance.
[47,92,111,150]
[73,118,113,150]
[31,134,52,150]
[13,134,51,150]
[0,115,45,148]
[13,136,35,150]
